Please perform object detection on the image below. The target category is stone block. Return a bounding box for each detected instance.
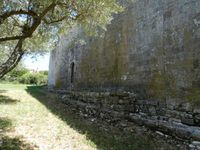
[166,99,178,110]
[166,110,181,119]
[192,141,200,147]
[148,106,157,116]
[108,96,119,104]
[181,117,195,126]
[194,114,200,126]
[112,104,125,111]
[156,108,166,116]
[124,105,135,113]
[194,108,200,114]
[191,129,200,141]
[129,113,144,126]
[180,113,194,125]
[179,102,193,112]
[110,110,124,118]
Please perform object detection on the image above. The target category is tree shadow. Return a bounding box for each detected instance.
[0,95,20,104]
[25,86,177,150]
[0,90,7,93]
[0,136,36,150]
[0,117,12,132]
[0,117,36,150]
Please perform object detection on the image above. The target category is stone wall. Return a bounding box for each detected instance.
[48,0,200,105]
[58,91,200,148]
[48,0,200,146]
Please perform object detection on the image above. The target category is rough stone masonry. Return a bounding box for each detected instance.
[48,0,200,148]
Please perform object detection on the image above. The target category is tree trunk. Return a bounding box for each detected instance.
[0,39,24,78]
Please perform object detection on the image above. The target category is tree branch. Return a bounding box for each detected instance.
[39,2,57,18]
[0,39,24,78]
[0,2,58,78]
[0,2,57,42]
[43,16,68,24]
[0,35,30,42]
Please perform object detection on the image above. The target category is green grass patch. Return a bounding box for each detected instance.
[0,83,29,91]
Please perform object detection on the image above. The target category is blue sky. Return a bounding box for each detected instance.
[23,53,50,71]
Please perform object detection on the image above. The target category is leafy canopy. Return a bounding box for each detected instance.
[0,0,123,78]
[0,0,123,52]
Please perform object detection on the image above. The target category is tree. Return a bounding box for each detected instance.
[0,0,123,78]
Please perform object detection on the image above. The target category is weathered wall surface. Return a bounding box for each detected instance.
[48,0,200,104]
[49,0,200,145]
[48,27,85,88]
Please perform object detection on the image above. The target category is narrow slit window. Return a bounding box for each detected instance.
[71,62,75,83]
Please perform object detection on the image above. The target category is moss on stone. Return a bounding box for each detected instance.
[184,29,192,48]
[186,87,200,106]
[55,78,62,88]
[148,72,177,101]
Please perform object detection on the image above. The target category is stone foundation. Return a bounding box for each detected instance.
[54,90,200,148]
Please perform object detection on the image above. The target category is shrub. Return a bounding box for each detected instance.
[1,67,29,83]
[19,72,47,85]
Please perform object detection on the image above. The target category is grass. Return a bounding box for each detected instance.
[0,95,19,104]
[0,118,12,131]
[0,136,35,150]
[0,83,29,91]
[0,83,177,150]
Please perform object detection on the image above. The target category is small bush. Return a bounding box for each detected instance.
[19,72,47,85]
[1,68,29,83]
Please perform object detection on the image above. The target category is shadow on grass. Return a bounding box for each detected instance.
[0,115,36,150]
[0,95,19,105]
[0,117,12,132]
[0,90,7,93]
[25,86,166,150]
[0,136,35,150]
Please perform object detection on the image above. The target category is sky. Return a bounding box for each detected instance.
[23,53,50,71]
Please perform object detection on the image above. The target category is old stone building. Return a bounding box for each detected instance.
[49,0,200,102]
[48,0,200,144]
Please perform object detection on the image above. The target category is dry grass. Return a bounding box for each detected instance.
[0,84,178,150]
[0,85,95,150]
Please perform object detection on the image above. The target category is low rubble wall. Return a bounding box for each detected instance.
[56,91,200,148]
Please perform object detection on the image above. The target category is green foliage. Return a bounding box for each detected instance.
[19,72,48,85]
[0,61,48,85]
[74,0,124,35]
[1,64,29,83]
[0,0,124,78]
[39,70,48,76]
[0,0,123,57]
[4,68,29,82]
